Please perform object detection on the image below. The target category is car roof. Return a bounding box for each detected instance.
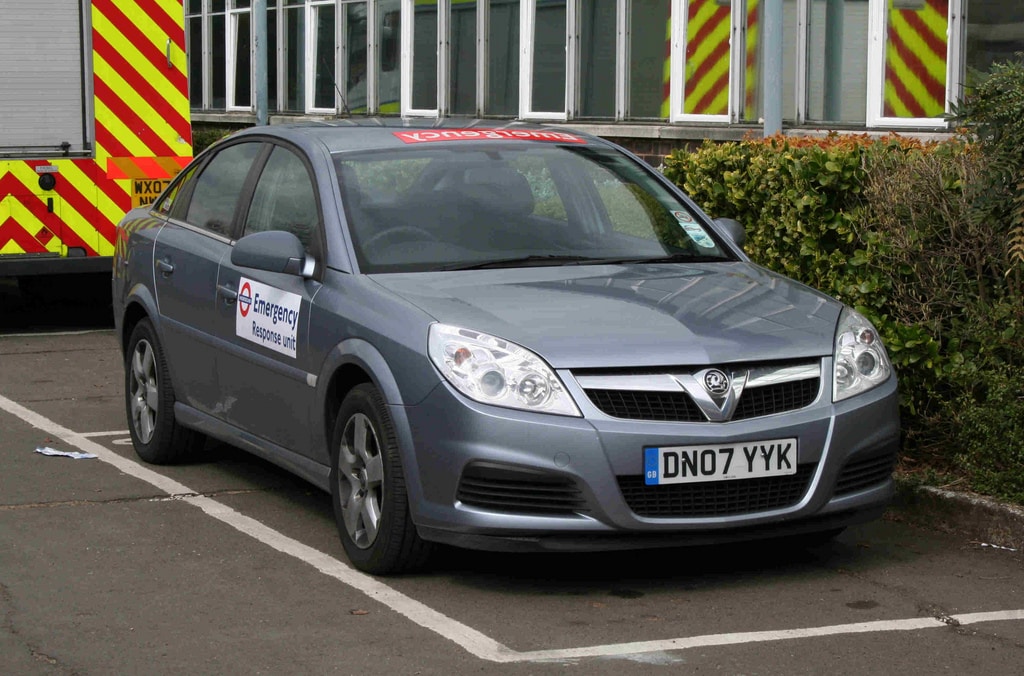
[226,118,606,154]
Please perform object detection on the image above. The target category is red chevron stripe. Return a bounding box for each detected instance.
[94,78,178,157]
[901,2,948,60]
[137,0,186,52]
[689,4,730,51]
[74,159,131,215]
[0,173,44,202]
[93,32,191,144]
[95,120,132,159]
[54,174,117,247]
[888,24,945,108]
[695,71,730,115]
[0,217,48,254]
[92,0,189,95]
[885,63,927,118]
[686,38,730,100]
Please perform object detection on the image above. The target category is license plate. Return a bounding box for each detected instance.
[644,438,798,485]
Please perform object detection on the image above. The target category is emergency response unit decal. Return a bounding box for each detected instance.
[393,129,586,144]
[236,278,301,358]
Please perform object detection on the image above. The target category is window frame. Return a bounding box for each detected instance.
[865,0,962,129]
[401,0,447,117]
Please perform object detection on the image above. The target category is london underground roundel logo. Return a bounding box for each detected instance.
[239,282,252,317]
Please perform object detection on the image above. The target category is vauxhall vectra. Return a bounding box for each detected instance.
[112,121,899,574]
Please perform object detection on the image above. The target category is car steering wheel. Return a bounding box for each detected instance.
[363,225,440,251]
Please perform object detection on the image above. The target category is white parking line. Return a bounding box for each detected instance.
[3,392,1022,664]
[80,430,130,438]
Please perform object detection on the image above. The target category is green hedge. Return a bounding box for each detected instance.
[663,132,1024,502]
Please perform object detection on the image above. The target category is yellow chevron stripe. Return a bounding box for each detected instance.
[685,2,730,115]
[890,12,946,84]
[92,92,156,159]
[105,0,190,89]
[92,22,188,145]
[58,161,125,239]
[883,80,913,118]
[886,39,944,116]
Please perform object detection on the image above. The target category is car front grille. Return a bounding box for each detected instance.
[616,464,816,518]
[457,463,588,516]
[576,361,821,423]
[834,453,896,496]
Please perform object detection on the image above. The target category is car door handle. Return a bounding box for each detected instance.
[217,283,238,304]
[156,259,174,275]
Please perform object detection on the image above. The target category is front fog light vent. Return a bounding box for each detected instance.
[456,463,588,516]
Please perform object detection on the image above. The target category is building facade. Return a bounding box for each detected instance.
[186,0,1024,156]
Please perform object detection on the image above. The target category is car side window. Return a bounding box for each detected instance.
[185,142,262,236]
[243,146,319,249]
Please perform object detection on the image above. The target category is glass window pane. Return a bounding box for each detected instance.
[188,16,203,107]
[245,147,318,248]
[412,2,439,109]
[186,0,201,16]
[882,0,947,118]
[313,3,337,109]
[743,0,798,122]
[629,0,670,119]
[233,12,252,107]
[186,142,262,236]
[268,8,278,110]
[683,0,731,116]
[284,7,305,111]
[378,0,401,113]
[212,13,227,108]
[344,2,368,113]
[531,0,566,112]
[487,0,519,115]
[450,0,477,115]
[579,0,615,118]
[806,0,869,123]
[966,0,1024,78]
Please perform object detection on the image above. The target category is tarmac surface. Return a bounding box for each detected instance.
[1,275,1022,674]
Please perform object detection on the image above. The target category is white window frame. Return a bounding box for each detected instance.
[401,0,445,117]
[615,0,627,120]
[306,0,339,113]
[227,2,254,111]
[519,0,572,121]
[865,0,959,128]
[670,0,741,123]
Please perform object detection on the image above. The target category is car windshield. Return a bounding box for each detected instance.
[333,142,735,273]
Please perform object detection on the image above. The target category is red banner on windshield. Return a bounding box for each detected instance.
[393,129,586,144]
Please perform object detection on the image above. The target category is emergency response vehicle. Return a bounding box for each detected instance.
[0,0,192,295]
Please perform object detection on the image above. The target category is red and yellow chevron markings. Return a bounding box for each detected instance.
[684,0,731,116]
[884,0,948,118]
[0,1,191,262]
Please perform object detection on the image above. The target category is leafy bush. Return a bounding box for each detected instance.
[190,126,237,155]
[663,127,1024,502]
[951,55,1024,271]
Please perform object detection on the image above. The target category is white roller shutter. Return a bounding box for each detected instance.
[0,0,90,156]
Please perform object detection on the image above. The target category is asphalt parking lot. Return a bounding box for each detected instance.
[1,278,1023,674]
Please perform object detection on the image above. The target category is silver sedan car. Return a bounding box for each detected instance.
[112,121,899,574]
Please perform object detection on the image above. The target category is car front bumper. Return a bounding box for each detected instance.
[394,366,899,552]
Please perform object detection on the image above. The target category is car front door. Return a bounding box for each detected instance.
[152,141,264,416]
[211,143,324,456]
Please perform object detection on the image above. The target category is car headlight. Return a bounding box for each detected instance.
[428,324,581,417]
[833,307,892,402]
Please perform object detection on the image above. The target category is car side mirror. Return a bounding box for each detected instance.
[713,217,746,250]
[231,230,314,278]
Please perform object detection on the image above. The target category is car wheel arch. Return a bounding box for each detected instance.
[316,338,430,516]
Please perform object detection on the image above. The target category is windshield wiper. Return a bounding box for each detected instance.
[442,255,601,270]
[583,254,730,265]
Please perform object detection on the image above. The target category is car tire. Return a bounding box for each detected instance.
[124,318,204,464]
[330,383,431,575]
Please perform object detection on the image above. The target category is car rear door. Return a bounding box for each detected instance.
[152,140,264,416]
[210,143,325,456]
